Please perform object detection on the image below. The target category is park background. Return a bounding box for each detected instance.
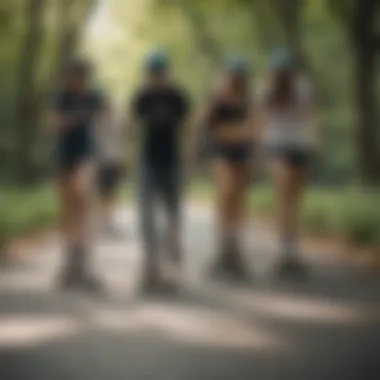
[0,0,379,259]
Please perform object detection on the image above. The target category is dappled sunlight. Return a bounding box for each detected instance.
[90,302,291,352]
[0,272,57,293]
[0,315,81,350]
[139,303,290,351]
[226,289,377,325]
[85,0,123,39]
[0,0,379,376]
[0,299,290,354]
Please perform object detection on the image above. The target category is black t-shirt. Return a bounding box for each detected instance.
[51,88,106,153]
[132,84,189,165]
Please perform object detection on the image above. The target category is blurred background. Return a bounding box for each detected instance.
[0,1,379,379]
[0,0,379,257]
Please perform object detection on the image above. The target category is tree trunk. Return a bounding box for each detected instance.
[352,0,380,185]
[179,2,222,67]
[15,0,44,184]
[55,0,95,83]
[249,0,281,50]
[269,0,303,62]
[268,0,322,98]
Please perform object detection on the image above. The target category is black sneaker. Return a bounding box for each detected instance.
[58,269,105,296]
[58,268,82,291]
[210,239,251,283]
[209,244,231,279]
[275,256,309,279]
[140,263,161,295]
[227,252,251,283]
[78,273,106,296]
[162,259,183,294]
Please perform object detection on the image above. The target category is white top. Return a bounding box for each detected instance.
[260,78,317,148]
[95,114,125,162]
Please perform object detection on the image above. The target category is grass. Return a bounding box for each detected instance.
[0,185,58,246]
[190,181,380,248]
[0,182,379,250]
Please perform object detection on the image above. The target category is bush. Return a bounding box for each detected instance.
[190,183,380,249]
[0,186,58,245]
[334,190,380,246]
[0,183,378,251]
[249,186,276,215]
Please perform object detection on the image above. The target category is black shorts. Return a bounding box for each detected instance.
[57,146,93,173]
[212,142,254,164]
[268,145,313,167]
[57,129,94,173]
[97,162,123,196]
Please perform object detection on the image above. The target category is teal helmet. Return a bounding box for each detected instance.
[270,48,295,71]
[225,55,249,76]
[145,49,170,73]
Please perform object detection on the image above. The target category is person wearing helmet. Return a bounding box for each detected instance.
[260,48,320,277]
[50,58,107,293]
[95,104,126,238]
[194,55,258,282]
[129,50,190,293]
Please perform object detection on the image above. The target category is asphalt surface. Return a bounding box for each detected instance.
[0,205,379,380]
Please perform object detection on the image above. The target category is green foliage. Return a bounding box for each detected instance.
[0,0,378,253]
[190,181,380,248]
[0,186,58,244]
[0,183,378,251]
[335,191,380,246]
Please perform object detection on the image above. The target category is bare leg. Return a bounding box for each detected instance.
[70,161,95,249]
[272,159,308,276]
[273,161,305,254]
[214,160,235,238]
[211,160,251,279]
[229,163,250,235]
[58,161,102,292]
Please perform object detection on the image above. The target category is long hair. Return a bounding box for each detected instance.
[231,73,250,100]
[267,69,297,109]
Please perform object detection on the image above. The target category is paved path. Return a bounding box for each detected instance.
[0,205,379,380]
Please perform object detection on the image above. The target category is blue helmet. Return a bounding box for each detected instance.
[145,49,170,72]
[225,55,249,76]
[270,48,295,71]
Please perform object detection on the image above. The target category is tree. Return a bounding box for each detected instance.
[352,0,380,185]
[177,1,223,67]
[15,0,45,183]
[55,0,95,82]
[259,0,321,95]
[327,0,380,185]
[13,0,96,183]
